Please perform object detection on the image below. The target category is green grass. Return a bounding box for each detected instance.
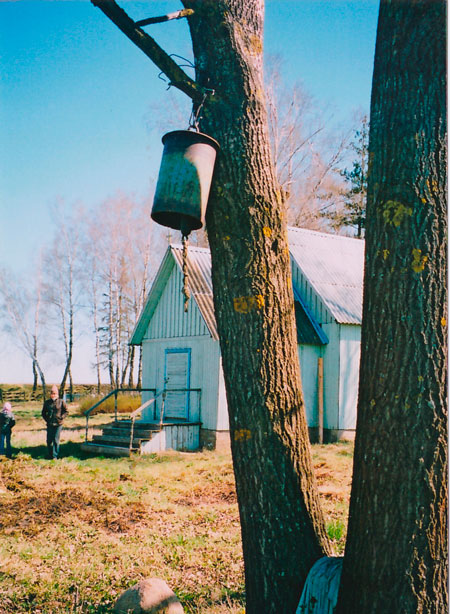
[0,403,352,613]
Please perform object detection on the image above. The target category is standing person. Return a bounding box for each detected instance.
[42,385,68,460]
[0,402,15,459]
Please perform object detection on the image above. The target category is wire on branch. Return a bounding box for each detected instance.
[91,0,203,102]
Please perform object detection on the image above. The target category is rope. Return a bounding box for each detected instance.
[182,234,190,312]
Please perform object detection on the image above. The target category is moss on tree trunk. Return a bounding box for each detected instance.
[337,1,447,611]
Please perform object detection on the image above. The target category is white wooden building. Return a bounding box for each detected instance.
[130,227,365,450]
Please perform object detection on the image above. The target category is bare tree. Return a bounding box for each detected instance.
[82,193,161,389]
[81,229,104,393]
[0,263,47,395]
[265,58,349,230]
[43,202,83,398]
[321,114,368,237]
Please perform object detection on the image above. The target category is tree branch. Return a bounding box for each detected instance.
[135,8,194,27]
[91,0,203,102]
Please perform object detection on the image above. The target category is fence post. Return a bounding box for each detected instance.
[114,389,118,422]
[129,415,136,454]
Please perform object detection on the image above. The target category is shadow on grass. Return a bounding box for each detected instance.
[13,441,114,461]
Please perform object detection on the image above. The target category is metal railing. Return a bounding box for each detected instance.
[84,386,202,449]
[84,388,156,442]
[128,389,167,453]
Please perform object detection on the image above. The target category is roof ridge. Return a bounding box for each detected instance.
[287,226,364,243]
[170,243,211,253]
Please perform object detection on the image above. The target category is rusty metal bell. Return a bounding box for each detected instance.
[151,130,220,236]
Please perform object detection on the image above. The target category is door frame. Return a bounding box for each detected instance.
[163,347,191,420]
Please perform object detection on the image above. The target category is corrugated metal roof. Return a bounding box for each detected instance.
[287,227,364,324]
[171,244,218,339]
[131,227,364,345]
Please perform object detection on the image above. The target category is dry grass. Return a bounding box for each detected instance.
[77,393,142,416]
[0,402,353,613]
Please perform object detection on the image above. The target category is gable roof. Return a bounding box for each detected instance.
[171,245,217,338]
[130,228,364,345]
[130,244,217,344]
[288,227,364,325]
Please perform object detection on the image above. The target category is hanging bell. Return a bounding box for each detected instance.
[151,130,220,236]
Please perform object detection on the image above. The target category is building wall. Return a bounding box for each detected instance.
[139,263,224,430]
[138,258,361,446]
[291,261,334,326]
[140,336,222,430]
[338,324,361,430]
[297,344,323,427]
[144,265,211,340]
[217,357,229,430]
[321,323,341,431]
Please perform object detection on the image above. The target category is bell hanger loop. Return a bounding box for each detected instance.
[188,88,214,132]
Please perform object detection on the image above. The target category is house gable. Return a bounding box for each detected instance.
[131,245,216,345]
[132,229,364,345]
[144,264,210,340]
[130,248,175,345]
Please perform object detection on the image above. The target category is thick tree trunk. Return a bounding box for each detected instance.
[183,2,329,612]
[337,2,447,612]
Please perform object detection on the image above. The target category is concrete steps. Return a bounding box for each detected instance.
[82,420,161,456]
[82,419,201,456]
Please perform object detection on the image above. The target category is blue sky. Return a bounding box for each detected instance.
[0,0,378,383]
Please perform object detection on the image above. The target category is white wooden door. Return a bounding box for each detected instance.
[164,349,191,420]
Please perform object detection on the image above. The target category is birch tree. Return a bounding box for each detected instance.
[43,204,83,398]
[82,193,160,389]
[0,264,47,395]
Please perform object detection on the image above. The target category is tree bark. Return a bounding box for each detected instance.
[32,356,38,393]
[183,2,330,611]
[337,2,447,612]
[128,344,135,388]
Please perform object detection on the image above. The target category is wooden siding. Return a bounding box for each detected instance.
[321,323,341,429]
[298,345,323,427]
[140,336,222,430]
[338,324,361,430]
[140,424,200,453]
[217,357,229,431]
[144,266,210,340]
[291,261,334,326]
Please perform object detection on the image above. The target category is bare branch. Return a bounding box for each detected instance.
[135,8,194,27]
[91,0,203,102]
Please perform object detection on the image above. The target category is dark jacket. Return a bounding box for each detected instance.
[0,411,15,433]
[42,398,68,426]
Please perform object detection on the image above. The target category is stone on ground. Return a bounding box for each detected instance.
[114,577,184,614]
